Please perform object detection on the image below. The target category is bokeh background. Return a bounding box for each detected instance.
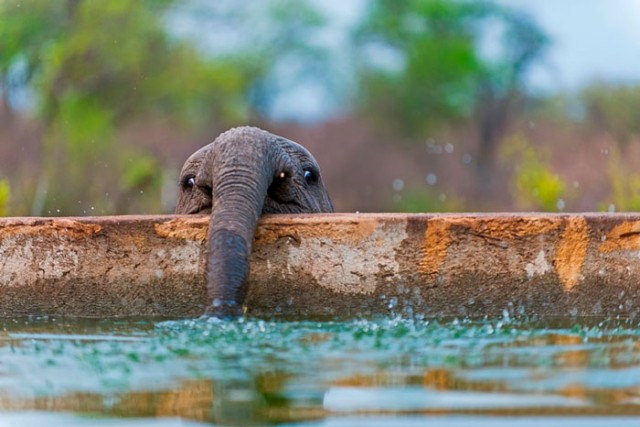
[1,0,640,216]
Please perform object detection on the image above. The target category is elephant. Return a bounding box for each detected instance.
[175,126,334,317]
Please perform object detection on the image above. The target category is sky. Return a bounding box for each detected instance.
[505,0,640,91]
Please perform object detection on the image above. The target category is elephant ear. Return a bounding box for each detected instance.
[175,144,215,215]
[262,138,334,214]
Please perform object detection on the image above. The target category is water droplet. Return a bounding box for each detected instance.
[206,316,222,324]
[462,154,472,164]
[426,138,444,154]
[556,199,565,210]
[444,143,454,153]
[608,204,616,213]
[426,173,437,185]
[392,178,404,192]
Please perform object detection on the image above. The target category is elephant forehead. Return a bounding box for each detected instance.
[181,144,214,172]
[215,132,318,167]
[278,139,317,163]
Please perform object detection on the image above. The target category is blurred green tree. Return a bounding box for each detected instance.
[353,0,548,197]
[474,8,548,193]
[500,135,565,211]
[169,0,330,119]
[1,0,253,215]
[602,147,640,212]
[353,0,485,134]
[581,82,640,149]
[0,179,10,216]
[392,187,464,212]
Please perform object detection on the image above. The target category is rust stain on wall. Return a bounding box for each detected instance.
[155,217,208,241]
[599,221,640,252]
[420,219,451,276]
[419,216,563,277]
[457,216,562,240]
[555,216,589,291]
[254,218,378,246]
[0,219,101,239]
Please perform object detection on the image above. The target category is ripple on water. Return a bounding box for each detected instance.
[0,316,639,423]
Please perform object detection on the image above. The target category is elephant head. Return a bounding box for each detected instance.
[175,126,333,317]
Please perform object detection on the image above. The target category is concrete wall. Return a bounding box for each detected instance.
[1,213,640,318]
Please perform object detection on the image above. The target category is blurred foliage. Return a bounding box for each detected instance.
[353,0,547,137]
[501,135,565,211]
[116,152,164,213]
[4,0,250,125]
[353,0,548,201]
[243,0,331,116]
[602,147,640,212]
[0,179,10,216]
[0,0,638,215]
[581,82,640,148]
[392,188,464,212]
[526,93,578,125]
[353,0,486,135]
[169,0,331,119]
[0,0,335,215]
[473,7,548,190]
[121,154,161,192]
[0,0,259,215]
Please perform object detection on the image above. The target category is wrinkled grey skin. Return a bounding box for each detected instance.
[175,126,334,317]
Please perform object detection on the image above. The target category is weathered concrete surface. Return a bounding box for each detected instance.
[2,213,640,318]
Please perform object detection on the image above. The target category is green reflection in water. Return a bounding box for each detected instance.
[0,316,639,425]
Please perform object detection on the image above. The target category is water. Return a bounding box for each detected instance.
[0,316,640,426]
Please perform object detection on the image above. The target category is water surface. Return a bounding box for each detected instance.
[1,316,640,426]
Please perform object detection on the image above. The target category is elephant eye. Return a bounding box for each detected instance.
[303,169,318,184]
[183,175,196,189]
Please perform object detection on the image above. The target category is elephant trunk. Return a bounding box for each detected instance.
[205,129,279,317]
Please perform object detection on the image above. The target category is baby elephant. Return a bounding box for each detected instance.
[175,127,334,317]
